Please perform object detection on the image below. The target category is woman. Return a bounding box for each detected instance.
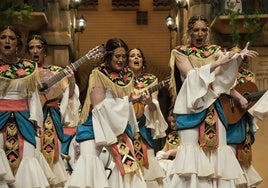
[168,15,258,188]
[127,47,168,188]
[65,38,147,188]
[0,26,49,187]
[27,34,81,187]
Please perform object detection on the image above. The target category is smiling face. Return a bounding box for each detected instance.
[109,47,126,72]
[189,20,208,48]
[28,39,46,66]
[127,48,143,76]
[0,28,18,61]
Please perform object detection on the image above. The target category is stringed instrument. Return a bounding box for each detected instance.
[39,45,106,106]
[219,81,267,124]
[132,78,170,119]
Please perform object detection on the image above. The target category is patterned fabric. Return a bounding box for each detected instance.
[199,104,219,152]
[41,113,58,167]
[176,44,219,58]
[133,73,156,89]
[99,66,133,86]
[133,132,148,170]
[39,65,63,73]
[236,123,252,169]
[0,59,36,79]
[4,117,21,175]
[111,133,140,175]
[237,67,254,84]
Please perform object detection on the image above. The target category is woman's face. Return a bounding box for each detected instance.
[190,20,208,48]
[128,48,143,74]
[109,47,126,72]
[0,28,18,58]
[28,39,45,66]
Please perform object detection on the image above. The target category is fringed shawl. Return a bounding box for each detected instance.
[0,59,41,98]
[169,46,221,106]
[80,67,134,123]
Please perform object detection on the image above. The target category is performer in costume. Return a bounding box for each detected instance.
[0,26,50,187]
[127,47,168,188]
[27,34,81,187]
[65,38,147,188]
[226,61,263,187]
[168,15,258,188]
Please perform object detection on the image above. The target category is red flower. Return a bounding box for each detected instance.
[22,60,32,66]
[0,64,9,72]
[16,68,26,76]
[203,51,211,57]
[110,72,118,79]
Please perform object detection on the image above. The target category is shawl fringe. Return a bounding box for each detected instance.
[0,61,41,97]
[80,68,134,123]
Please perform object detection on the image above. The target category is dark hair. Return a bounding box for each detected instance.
[126,47,147,70]
[0,25,23,52]
[26,34,48,55]
[102,38,128,65]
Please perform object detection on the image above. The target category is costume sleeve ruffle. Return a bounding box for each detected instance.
[60,84,81,127]
[29,91,43,128]
[248,90,268,121]
[92,96,132,146]
[173,52,238,114]
[144,98,168,139]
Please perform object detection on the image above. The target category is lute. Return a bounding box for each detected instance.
[39,45,106,105]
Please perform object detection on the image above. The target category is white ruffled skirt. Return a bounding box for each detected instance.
[168,122,245,188]
[64,140,110,188]
[14,141,50,188]
[142,148,166,188]
[0,148,15,187]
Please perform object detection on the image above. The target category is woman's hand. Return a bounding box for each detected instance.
[230,89,249,110]
[141,90,156,111]
[238,42,259,62]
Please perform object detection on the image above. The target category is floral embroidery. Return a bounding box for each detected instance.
[39,65,63,73]
[134,73,156,89]
[237,67,254,84]
[177,45,219,58]
[0,59,36,79]
[167,131,179,146]
[99,66,133,86]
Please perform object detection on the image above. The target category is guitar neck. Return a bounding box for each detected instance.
[245,90,267,102]
[148,81,164,94]
[39,45,105,92]
[131,79,169,103]
[45,55,89,88]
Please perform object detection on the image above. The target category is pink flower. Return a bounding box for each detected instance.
[123,75,128,82]
[110,72,118,79]
[179,45,187,51]
[22,60,31,66]
[0,65,9,72]
[203,51,211,57]
[191,47,198,51]
[137,82,144,88]
[16,68,26,76]
[245,75,252,81]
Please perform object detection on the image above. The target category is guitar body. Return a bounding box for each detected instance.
[39,69,65,106]
[219,81,259,124]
